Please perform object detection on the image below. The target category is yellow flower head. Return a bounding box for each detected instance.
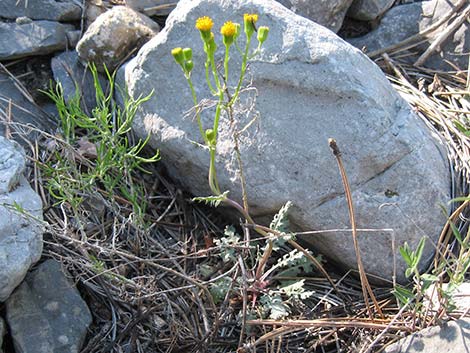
[221,21,237,37]
[244,13,258,24]
[244,13,258,38]
[196,16,214,32]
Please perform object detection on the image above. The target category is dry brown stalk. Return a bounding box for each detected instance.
[328,138,384,319]
[246,318,412,332]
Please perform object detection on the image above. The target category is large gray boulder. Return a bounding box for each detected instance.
[385,319,470,353]
[118,0,450,283]
[276,0,353,32]
[0,137,43,301]
[77,6,160,72]
[0,0,81,21]
[6,260,92,353]
[347,0,395,21]
[0,21,76,60]
[348,0,470,70]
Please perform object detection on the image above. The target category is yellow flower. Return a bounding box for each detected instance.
[244,13,258,38]
[196,16,214,32]
[244,13,258,23]
[220,21,236,37]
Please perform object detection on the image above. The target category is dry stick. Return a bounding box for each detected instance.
[246,318,411,332]
[328,139,383,319]
[415,4,470,67]
[367,0,466,58]
[360,302,411,353]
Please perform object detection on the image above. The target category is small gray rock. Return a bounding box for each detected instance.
[51,51,107,114]
[425,282,470,314]
[126,0,176,16]
[347,0,395,21]
[118,0,450,283]
[0,0,81,21]
[276,0,353,33]
[0,21,76,60]
[348,0,470,71]
[76,6,160,72]
[385,319,470,353]
[6,260,92,353]
[0,137,43,302]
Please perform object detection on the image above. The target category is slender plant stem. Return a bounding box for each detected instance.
[229,36,251,106]
[328,138,383,319]
[186,77,206,142]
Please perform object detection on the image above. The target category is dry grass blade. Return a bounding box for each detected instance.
[246,318,412,332]
[328,138,384,319]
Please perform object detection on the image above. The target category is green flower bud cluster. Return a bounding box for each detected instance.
[171,47,194,77]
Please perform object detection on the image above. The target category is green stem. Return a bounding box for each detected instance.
[209,52,222,92]
[208,147,220,195]
[186,77,206,143]
[205,61,216,95]
[224,44,230,83]
[229,36,251,107]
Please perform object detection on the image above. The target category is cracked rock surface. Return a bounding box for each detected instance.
[118,0,450,283]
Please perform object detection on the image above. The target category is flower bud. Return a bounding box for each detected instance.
[207,33,217,54]
[244,13,258,38]
[257,26,269,45]
[205,129,216,145]
[184,60,194,73]
[183,47,192,61]
[171,47,184,65]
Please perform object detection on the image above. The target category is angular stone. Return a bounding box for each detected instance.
[0,0,81,22]
[0,21,76,60]
[385,319,470,353]
[77,6,160,72]
[6,260,92,353]
[0,137,43,301]
[276,0,353,33]
[118,0,450,283]
[347,0,395,21]
[348,0,470,71]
